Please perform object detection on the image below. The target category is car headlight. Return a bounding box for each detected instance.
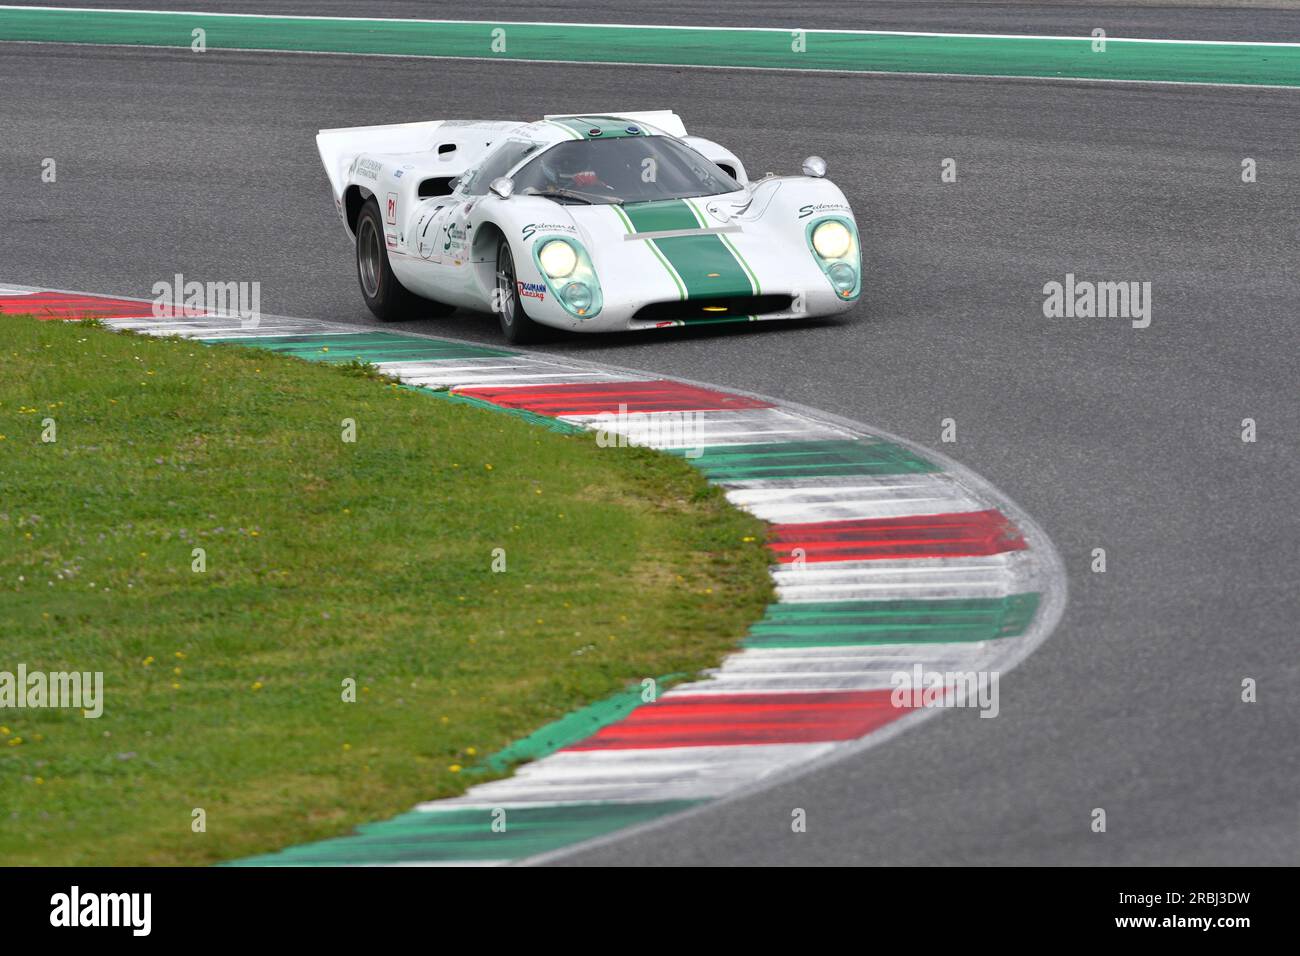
[812,221,852,259]
[538,240,578,278]
[828,262,857,294]
[562,281,593,314]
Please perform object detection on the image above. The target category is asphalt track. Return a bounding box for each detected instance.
[2,3,1298,865]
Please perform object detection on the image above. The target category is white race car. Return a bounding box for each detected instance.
[317,111,860,342]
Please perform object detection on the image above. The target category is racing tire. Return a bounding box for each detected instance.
[355,198,455,321]
[495,240,547,344]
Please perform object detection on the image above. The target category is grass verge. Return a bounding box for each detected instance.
[0,315,772,865]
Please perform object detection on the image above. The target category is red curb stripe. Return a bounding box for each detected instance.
[563,691,911,750]
[0,291,205,319]
[768,509,1027,563]
[452,380,773,416]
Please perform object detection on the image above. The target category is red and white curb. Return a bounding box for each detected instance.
[3,286,1067,865]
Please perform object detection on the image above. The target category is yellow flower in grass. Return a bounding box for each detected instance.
[251,681,263,691]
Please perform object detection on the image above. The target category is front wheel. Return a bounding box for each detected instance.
[355,199,454,321]
[494,241,547,343]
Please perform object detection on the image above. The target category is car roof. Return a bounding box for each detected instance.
[539,115,663,141]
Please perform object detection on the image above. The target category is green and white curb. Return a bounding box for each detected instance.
[2,285,1067,865]
[1,7,1298,88]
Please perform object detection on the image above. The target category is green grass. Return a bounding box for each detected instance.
[0,315,772,866]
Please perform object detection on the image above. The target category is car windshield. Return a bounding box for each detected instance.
[511,136,742,204]
[461,139,545,195]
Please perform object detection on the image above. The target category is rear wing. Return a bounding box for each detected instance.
[316,119,524,204]
[315,120,447,203]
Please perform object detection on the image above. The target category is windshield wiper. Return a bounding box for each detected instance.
[544,188,622,206]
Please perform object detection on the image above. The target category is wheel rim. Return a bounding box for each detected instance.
[496,244,516,327]
[358,217,382,298]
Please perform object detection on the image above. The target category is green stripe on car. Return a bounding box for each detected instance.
[623,200,755,300]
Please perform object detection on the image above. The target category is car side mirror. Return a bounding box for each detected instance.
[801,156,827,178]
[489,177,514,199]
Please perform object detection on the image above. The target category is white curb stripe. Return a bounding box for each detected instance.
[772,552,1039,602]
[724,474,982,522]
[558,407,855,447]
[377,358,637,387]
[664,641,1008,694]
[420,743,837,807]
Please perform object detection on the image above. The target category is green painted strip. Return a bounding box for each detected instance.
[482,673,683,772]
[202,331,514,362]
[655,235,754,298]
[682,198,709,228]
[611,205,635,234]
[551,116,597,140]
[644,241,688,300]
[552,115,648,139]
[718,232,761,295]
[622,199,700,233]
[227,800,699,865]
[0,10,1296,86]
[623,201,752,299]
[745,594,1041,648]
[666,439,938,481]
[544,118,583,140]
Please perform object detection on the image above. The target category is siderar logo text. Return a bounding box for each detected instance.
[521,222,576,241]
[517,280,546,301]
[798,202,850,219]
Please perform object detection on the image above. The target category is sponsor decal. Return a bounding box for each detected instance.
[356,158,383,180]
[385,234,398,250]
[797,201,851,219]
[417,208,443,260]
[385,192,398,225]
[521,222,578,241]
[517,280,546,301]
[393,169,404,179]
[442,223,467,253]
